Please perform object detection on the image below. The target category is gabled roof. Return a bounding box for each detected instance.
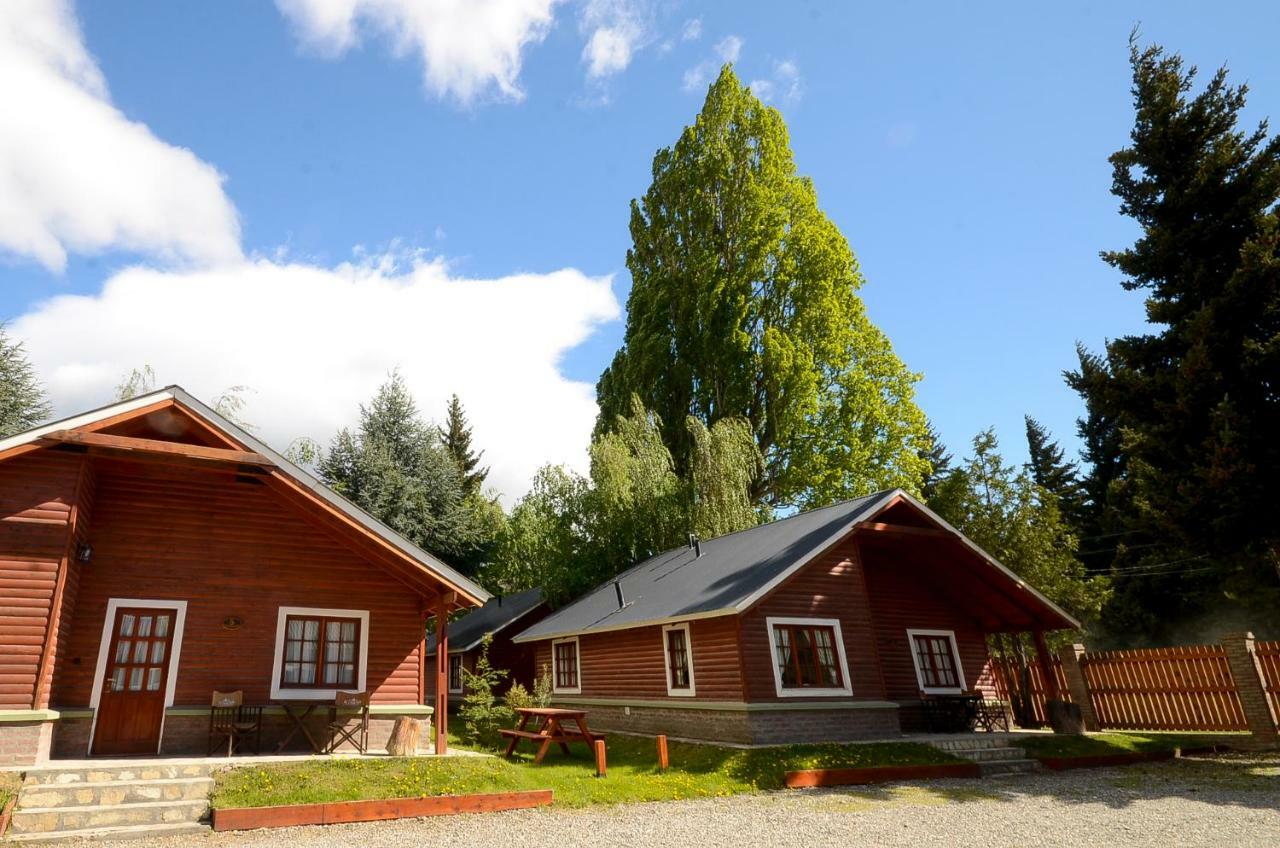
[426,587,546,655]
[513,489,1079,643]
[0,385,489,607]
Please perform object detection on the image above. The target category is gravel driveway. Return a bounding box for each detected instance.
[134,752,1279,848]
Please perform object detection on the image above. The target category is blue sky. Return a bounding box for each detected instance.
[2,1,1277,502]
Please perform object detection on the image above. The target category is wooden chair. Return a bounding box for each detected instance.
[326,691,369,754]
[207,690,263,756]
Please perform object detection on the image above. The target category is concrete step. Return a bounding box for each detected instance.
[17,777,214,809]
[22,763,218,787]
[953,746,1028,762]
[928,736,1009,752]
[977,759,1041,777]
[6,821,211,844]
[9,799,209,836]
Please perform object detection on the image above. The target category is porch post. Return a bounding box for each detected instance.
[434,593,452,755]
[1032,631,1061,701]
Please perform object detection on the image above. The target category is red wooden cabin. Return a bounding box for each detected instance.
[0,387,486,765]
[513,491,1077,744]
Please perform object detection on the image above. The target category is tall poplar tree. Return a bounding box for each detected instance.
[0,326,50,437]
[597,65,930,510]
[1071,39,1280,638]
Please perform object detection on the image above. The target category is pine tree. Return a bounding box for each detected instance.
[1023,416,1085,527]
[596,64,930,510]
[918,422,952,503]
[0,326,50,437]
[1070,39,1280,639]
[439,394,488,496]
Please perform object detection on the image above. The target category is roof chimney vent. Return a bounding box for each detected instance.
[614,580,626,609]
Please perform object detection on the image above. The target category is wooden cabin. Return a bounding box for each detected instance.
[425,587,550,707]
[512,491,1077,745]
[0,387,487,765]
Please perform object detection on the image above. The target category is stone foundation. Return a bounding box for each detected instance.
[553,699,901,745]
[50,706,433,758]
[0,716,55,766]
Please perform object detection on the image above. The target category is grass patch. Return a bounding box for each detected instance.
[211,736,962,810]
[0,771,18,811]
[1016,731,1237,759]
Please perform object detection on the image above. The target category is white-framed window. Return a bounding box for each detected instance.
[270,606,370,700]
[907,628,967,695]
[551,636,581,694]
[661,622,696,697]
[766,616,853,698]
[448,654,464,694]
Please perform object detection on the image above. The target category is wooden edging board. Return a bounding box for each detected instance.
[1037,744,1224,771]
[211,789,554,831]
[0,794,16,838]
[784,762,981,788]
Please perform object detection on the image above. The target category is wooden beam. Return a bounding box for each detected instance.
[856,522,951,539]
[39,430,274,467]
[1033,630,1062,701]
[435,595,449,755]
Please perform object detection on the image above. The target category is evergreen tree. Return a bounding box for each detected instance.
[318,372,501,573]
[918,422,952,503]
[930,430,1110,626]
[0,326,50,437]
[1023,416,1086,527]
[1070,39,1280,638]
[596,65,930,510]
[440,394,488,495]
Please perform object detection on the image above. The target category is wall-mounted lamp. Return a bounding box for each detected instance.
[76,543,93,564]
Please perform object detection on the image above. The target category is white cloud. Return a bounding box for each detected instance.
[579,0,650,80]
[276,0,561,104]
[12,253,621,506]
[749,59,802,104]
[682,34,742,93]
[0,0,241,272]
[680,18,701,42]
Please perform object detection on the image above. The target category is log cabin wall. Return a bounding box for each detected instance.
[532,615,746,701]
[0,451,83,710]
[738,535,887,703]
[49,458,428,709]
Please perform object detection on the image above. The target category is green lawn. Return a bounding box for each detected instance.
[1016,731,1241,759]
[210,735,962,809]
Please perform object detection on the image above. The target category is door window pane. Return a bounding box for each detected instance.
[146,667,162,691]
[119,614,135,637]
[133,641,149,663]
[138,616,153,637]
[128,667,144,691]
[111,667,125,692]
[115,640,131,664]
[154,615,170,638]
[151,642,166,664]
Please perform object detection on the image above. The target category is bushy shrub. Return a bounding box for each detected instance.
[458,635,512,749]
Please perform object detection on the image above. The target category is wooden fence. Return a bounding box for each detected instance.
[992,640,1266,733]
[1259,640,1280,723]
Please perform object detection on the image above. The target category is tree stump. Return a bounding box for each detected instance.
[386,716,421,756]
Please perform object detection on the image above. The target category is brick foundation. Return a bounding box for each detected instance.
[556,701,901,745]
[50,709,431,758]
[0,719,54,766]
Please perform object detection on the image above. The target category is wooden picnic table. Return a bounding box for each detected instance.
[501,707,603,764]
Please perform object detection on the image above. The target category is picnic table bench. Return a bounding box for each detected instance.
[501,707,604,764]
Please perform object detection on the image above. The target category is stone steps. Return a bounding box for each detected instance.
[923,737,1041,777]
[11,763,215,841]
[977,759,1042,777]
[6,821,210,844]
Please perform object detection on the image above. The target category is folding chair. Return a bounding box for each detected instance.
[208,690,263,756]
[326,691,370,754]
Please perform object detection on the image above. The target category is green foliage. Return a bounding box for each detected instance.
[504,667,551,711]
[484,399,762,603]
[114,365,155,401]
[918,422,952,503]
[318,372,503,572]
[1023,416,1085,527]
[1070,39,1280,641]
[440,393,488,495]
[457,635,512,750]
[596,64,930,511]
[0,326,50,437]
[212,385,255,430]
[930,430,1110,625]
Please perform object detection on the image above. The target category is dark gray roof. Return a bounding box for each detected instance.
[428,587,546,654]
[513,492,897,643]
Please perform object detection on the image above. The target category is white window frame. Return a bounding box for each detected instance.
[765,616,853,698]
[907,628,967,695]
[87,598,188,755]
[661,622,696,697]
[447,654,464,694]
[551,636,581,695]
[270,606,370,700]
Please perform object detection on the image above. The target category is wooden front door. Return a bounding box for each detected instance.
[92,606,179,756]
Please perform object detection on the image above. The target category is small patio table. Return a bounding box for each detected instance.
[501,707,602,764]
[272,700,326,754]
